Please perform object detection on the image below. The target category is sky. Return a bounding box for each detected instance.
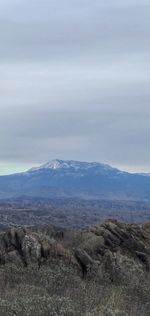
[0,0,150,175]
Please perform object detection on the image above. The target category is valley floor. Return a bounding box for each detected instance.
[0,198,150,229]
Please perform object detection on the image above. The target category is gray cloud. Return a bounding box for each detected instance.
[0,0,150,173]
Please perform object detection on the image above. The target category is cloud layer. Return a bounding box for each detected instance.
[0,0,150,174]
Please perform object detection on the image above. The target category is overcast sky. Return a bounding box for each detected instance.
[0,0,150,174]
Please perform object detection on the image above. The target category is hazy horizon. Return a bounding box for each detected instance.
[0,0,150,174]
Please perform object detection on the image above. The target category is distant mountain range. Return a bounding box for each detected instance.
[0,159,150,200]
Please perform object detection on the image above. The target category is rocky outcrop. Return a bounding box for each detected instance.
[75,220,150,282]
[0,220,150,284]
[0,227,71,267]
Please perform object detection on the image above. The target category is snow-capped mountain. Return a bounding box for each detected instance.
[29,159,119,173]
[0,159,150,200]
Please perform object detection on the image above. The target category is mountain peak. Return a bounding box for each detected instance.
[42,159,67,169]
[29,159,65,172]
[28,159,116,173]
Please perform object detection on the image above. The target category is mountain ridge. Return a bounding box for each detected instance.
[28,159,122,174]
[0,159,150,200]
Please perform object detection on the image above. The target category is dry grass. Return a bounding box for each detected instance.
[0,259,149,316]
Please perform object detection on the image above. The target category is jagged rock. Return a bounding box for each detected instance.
[0,226,71,268]
[0,228,43,266]
[75,248,95,276]
[74,220,150,282]
[135,251,150,271]
[0,220,150,284]
[22,234,41,266]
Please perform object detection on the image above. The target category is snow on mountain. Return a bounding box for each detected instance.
[28,159,120,174]
[0,159,150,200]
